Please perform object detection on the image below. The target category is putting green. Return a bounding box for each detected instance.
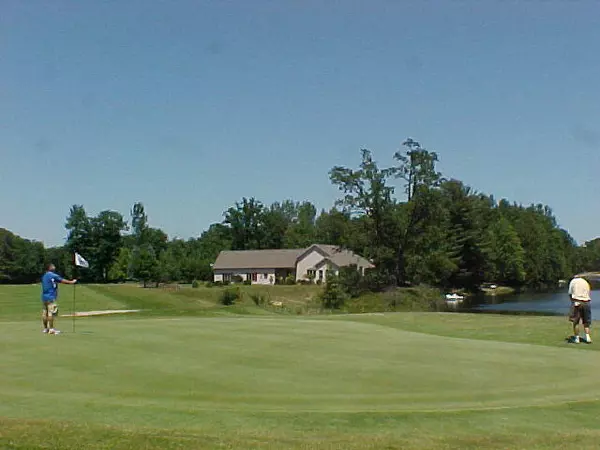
[2,316,599,431]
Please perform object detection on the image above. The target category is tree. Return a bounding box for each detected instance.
[320,271,347,309]
[284,202,316,248]
[185,224,232,281]
[329,149,399,283]
[224,197,266,250]
[394,138,443,201]
[65,205,93,277]
[131,202,149,244]
[314,209,350,247]
[0,228,46,283]
[130,244,158,287]
[108,247,131,282]
[90,210,127,282]
[486,216,526,285]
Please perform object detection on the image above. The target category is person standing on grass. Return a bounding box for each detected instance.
[41,264,77,335]
[568,274,592,344]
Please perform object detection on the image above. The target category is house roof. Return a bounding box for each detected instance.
[311,244,375,269]
[213,249,304,270]
[213,244,374,271]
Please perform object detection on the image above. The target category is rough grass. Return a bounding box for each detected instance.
[1,284,599,449]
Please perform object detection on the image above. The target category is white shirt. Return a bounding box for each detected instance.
[569,277,591,302]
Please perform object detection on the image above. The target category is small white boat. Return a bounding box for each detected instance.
[445,293,465,302]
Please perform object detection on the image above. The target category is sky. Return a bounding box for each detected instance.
[1,0,599,247]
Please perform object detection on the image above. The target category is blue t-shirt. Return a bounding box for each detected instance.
[41,271,64,302]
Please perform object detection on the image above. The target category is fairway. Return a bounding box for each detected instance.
[2,285,600,449]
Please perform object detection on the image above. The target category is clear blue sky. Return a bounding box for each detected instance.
[1,0,599,247]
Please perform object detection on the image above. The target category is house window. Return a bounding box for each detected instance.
[318,270,323,280]
[307,269,316,279]
[252,273,258,282]
[263,273,269,279]
[223,273,232,282]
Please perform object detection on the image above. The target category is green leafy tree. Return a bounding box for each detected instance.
[108,247,131,282]
[329,149,399,284]
[320,272,347,309]
[0,228,46,283]
[284,202,317,248]
[394,138,443,201]
[224,197,266,250]
[486,216,526,285]
[130,244,158,287]
[65,205,93,278]
[90,210,128,281]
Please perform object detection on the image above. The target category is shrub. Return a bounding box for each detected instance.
[232,275,244,284]
[285,274,296,285]
[338,265,364,298]
[191,280,200,288]
[205,281,215,288]
[220,288,240,306]
[250,293,266,306]
[320,273,347,309]
[243,279,252,286]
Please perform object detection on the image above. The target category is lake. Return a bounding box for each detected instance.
[465,288,598,316]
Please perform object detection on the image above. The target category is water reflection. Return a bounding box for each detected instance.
[465,288,598,316]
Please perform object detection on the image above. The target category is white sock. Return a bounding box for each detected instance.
[586,333,591,342]
[574,335,580,343]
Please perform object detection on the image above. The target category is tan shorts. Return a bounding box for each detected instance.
[43,302,59,317]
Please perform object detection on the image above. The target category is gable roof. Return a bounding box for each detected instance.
[310,244,374,269]
[213,244,374,271]
[213,249,304,270]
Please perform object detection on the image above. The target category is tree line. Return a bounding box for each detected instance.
[1,138,599,289]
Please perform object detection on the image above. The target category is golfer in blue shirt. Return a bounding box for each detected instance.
[41,264,77,335]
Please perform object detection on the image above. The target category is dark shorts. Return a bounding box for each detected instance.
[569,301,591,327]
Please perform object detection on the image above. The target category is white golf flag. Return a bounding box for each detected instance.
[74,252,89,268]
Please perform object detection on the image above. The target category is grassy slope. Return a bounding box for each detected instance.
[1,284,599,449]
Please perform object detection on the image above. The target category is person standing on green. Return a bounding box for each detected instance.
[568,275,592,344]
[41,263,77,335]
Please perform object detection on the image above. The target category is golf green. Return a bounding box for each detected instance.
[2,285,600,449]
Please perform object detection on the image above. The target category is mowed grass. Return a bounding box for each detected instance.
[1,284,600,449]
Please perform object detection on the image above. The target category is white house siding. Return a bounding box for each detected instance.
[213,268,276,285]
[295,249,326,282]
[314,260,339,283]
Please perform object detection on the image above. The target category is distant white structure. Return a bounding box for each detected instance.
[212,244,374,285]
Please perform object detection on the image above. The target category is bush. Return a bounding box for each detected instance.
[219,288,240,306]
[363,268,396,292]
[243,279,252,286]
[232,275,244,284]
[250,293,266,306]
[320,273,347,309]
[191,280,200,288]
[205,281,215,288]
[338,265,363,298]
[285,274,296,285]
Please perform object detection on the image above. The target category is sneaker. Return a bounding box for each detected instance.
[49,329,61,335]
[567,335,579,344]
[42,328,49,334]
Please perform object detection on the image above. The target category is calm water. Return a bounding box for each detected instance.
[466,288,598,316]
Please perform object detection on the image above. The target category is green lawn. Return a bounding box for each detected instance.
[1,284,599,449]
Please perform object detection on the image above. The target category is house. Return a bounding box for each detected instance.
[212,244,374,285]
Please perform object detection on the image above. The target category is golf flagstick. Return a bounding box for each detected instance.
[72,280,76,333]
[72,257,78,333]
[72,252,89,333]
